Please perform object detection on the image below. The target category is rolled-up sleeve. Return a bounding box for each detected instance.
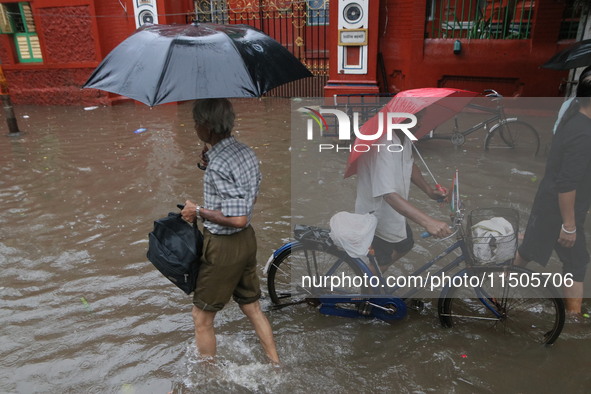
[556,133,591,193]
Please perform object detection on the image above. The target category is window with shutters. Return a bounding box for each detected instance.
[0,2,43,63]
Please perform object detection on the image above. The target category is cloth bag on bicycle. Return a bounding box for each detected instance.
[471,217,516,264]
[329,211,378,258]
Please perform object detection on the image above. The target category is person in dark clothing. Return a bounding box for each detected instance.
[553,66,591,134]
[514,75,591,316]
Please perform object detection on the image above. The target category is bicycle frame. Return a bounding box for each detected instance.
[360,234,505,320]
[265,231,509,322]
[372,237,471,300]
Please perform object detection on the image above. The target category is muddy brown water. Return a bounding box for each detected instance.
[1,98,590,393]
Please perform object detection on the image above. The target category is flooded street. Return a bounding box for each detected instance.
[1,98,590,393]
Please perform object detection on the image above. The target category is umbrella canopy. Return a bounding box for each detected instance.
[542,39,591,70]
[83,23,313,106]
[344,88,479,178]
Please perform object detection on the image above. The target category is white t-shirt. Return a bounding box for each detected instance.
[354,134,414,242]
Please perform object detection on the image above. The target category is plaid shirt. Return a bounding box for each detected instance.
[202,136,261,235]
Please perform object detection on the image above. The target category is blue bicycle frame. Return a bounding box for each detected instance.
[266,233,504,321]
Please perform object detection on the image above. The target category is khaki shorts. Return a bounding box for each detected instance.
[193,226,261,312]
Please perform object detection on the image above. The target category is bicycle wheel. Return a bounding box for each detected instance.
[438,266,565,345]
[484,119,540,156]
[267,243,364,306]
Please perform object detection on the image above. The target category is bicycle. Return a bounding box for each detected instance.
[422,90,540,156]
[264,206,565,345]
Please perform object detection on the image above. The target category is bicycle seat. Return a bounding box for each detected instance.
[294,225,335,249]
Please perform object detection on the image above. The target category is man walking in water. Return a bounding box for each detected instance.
[181,98,280,363]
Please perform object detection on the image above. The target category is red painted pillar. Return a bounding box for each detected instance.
[324,0,380,100]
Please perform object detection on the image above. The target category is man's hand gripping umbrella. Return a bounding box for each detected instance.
[421,168,462,239]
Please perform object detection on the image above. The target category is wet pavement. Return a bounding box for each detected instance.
[1,98,590,393]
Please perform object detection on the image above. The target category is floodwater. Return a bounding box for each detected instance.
[1,98,590,393]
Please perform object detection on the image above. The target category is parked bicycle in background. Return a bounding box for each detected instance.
[421,90,540,156]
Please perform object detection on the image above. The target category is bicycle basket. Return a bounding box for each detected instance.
[466,208,519,264]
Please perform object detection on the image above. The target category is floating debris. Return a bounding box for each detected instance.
[510,168,535,176]
[134,128,147,134]
[84,106,99,111]
[80,297,93,312]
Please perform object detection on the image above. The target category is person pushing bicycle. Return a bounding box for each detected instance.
[354,131,452,272]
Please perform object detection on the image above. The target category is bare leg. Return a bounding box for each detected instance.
[192,305,217,359]
[514,252,584,314]
[239,301,280,364]
[563,281,584,315]
[370,249,409,276]
[512,250,528,267]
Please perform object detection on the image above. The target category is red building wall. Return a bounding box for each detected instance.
[0,0,576,104]
[0,0,192,105]
[377,0,571,97]
[0,34,14,65]
[92,0,134,58]
[38,5,96,63]
[0,0,107,105]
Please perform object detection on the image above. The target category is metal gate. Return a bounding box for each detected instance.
[191,0,329,97]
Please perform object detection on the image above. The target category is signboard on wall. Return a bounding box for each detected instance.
[133,0,159,28]
[338,29,368,46]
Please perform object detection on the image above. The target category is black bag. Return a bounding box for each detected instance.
[147,212,203,295]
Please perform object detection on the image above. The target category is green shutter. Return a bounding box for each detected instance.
[15,33,43,63]
[13,3,42,62]
[20,3,35,33]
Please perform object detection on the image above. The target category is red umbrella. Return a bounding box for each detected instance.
[344,88,479,178]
